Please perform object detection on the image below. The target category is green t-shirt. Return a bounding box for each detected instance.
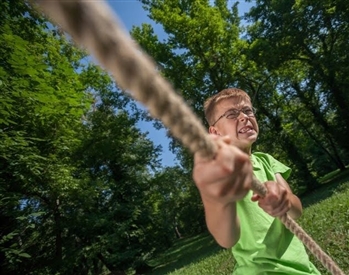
[231,152,321,275]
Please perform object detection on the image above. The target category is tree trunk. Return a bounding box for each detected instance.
[174,225,182,239]
[53,198,62,262]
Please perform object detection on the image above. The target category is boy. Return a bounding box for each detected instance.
[192,88,320,274]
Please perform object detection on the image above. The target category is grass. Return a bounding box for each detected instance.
[147,233,225,275]
[146,170,349,275]
[298,184,349,275]
[301,167,349,207]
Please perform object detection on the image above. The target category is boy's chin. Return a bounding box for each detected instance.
[238,133,258,141]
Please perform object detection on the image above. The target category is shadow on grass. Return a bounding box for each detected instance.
[300,168,349,207]
[147,232,223,275]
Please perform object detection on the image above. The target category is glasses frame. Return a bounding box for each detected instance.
[211,106,257,126]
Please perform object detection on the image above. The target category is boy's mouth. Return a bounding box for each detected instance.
[238,126,254,134]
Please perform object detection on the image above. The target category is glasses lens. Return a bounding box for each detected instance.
[226,109,241,119]
[225,107,255,119]
[242,107,255,116]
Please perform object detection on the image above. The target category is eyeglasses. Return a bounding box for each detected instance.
[211,107,257,126]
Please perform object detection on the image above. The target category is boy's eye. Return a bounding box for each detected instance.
[225,108,255,119]
[226,110,241,118]
[242,108,254,115]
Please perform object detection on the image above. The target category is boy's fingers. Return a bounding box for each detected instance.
[195,135,233,161]
[251,194,260,202]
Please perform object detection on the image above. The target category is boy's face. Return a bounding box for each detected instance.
[209,98,259,153]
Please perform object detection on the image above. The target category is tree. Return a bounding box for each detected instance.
[132,0,323,192]
[0,1,92,272]
[149,166,206,241]
[1,1,200,273]
[0,1,164,274]
[67,97,162,274]
[246,0,349,172]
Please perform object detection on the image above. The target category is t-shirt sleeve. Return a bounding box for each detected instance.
[266,153,292,180]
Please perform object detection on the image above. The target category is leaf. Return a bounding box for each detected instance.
[18,253,31,258]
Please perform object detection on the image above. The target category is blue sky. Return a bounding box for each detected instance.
[106,0,253,167]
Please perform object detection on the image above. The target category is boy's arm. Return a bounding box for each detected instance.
[201,199,240,248]
[193,135,253,248]
[275,173,303,219]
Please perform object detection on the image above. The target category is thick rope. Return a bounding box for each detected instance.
[33,1,345,274]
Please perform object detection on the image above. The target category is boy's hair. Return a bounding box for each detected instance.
[204,88,252,125]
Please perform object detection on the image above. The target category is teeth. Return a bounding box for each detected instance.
[239,127,252,133]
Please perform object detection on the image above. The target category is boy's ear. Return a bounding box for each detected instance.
[209,126,220,135]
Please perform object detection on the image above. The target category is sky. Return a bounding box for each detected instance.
[105,0,254,167]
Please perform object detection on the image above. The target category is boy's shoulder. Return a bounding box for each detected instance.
[251,151,275,168]
[252,151,292,179]
[251,151,274,161]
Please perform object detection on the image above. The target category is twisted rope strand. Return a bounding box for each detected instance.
[34,1,345,274]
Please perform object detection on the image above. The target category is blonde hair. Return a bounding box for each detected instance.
[204,88,252,125]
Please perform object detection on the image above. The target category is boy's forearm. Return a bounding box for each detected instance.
[202,198,240,248]
[287,194,303,220]
[275,173,303,220]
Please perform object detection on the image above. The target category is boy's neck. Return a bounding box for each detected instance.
[239,146,252,155]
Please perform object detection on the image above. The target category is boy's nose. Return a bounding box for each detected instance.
[238,111,249,120]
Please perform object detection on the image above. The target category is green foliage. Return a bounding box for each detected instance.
[133,0,349,193]
[0,1,177,274]
[247,0,349,176]
[66,104,163,272]
[2,0,349,274]
[148,166,205,240]
[1,2,206,274]
[0,211,38,269]
[126,3,349,271]
[134,0,251,115]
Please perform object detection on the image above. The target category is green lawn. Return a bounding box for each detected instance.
[146,171,349,275]
[147,233,225,275]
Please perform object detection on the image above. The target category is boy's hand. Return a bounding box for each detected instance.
[193,134,253,205]
[251,181,292,217]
